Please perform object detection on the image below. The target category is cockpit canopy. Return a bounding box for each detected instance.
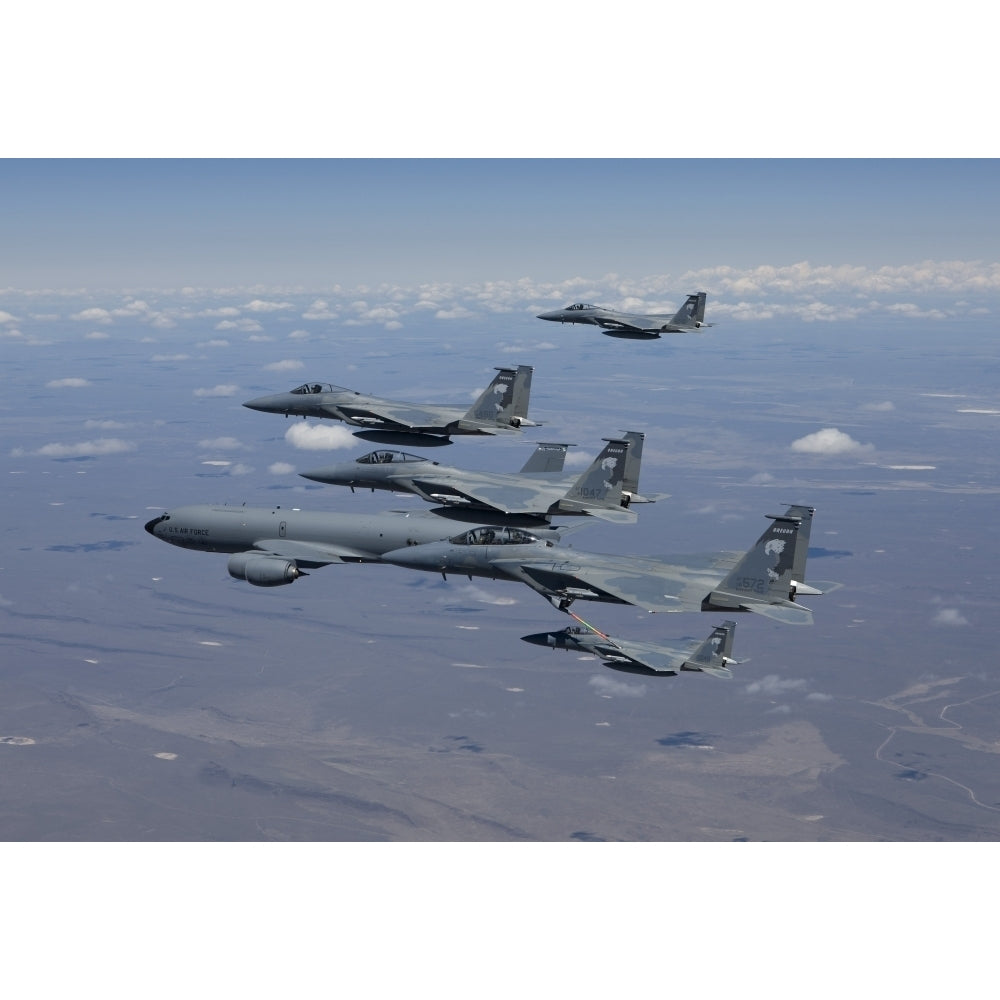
[449,525,542,546]
[356,450,430,465]
[565,303,596,311]
[290,383,348,395]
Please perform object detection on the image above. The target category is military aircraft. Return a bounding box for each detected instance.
[299,431,666,523]
[145,499,824,625]
[522,618,739,678]
[144,503,567,586]
[537,292,713,338]
[381,505,823,624]
[242,364,538,441]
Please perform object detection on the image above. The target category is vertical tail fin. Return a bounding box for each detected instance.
[669,292,708,329]
[681,621,737,677]
[465,366,525,426]
[620,430,644,497]
[509,364,534,422]
[519,442,571,474]
[706,509,813,623]
[554,438,632,518]
[782,504,815,587]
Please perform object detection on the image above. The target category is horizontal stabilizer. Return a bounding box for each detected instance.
[696,663,734,680]
[743,601,813,626]
[557,502,637,523]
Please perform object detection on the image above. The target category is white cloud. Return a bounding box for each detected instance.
[861,401,895,412]
[197,338,231,347]
[152,354,191,362]
[198,436,247,450]
[269,462,296,475]
[588,674,646,698]
[288,329,310,340]
[71,307,113,324]
[932,608,969,626]
[46,377,91,388]
[284,423,357,450]
[227,463,255,476]
[194,384,239,397]
[32,438,136,457]
[215,319,262,332]
[85,330,110,340]
[745,674,808,696]
[453,584,519,606]
[200,307,241,317]
[0,310,20,324]
[302,299,338,320]
[564,450,595,469]
[495,340,559,354]
[84,419,126,429]
[264,359,304,372]
[243,299,294,312]
[790,427,875,455]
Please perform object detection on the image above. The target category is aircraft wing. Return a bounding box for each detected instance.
[334,401,451,431]
[592,639,689,674]
[405,475,563,514]
[405,475,637,521]
[249,538,374,566]
[595,316,653,333]
[496,550,813,622]
[495,553,711,612]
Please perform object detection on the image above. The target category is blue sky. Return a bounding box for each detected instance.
[2,159,997,290]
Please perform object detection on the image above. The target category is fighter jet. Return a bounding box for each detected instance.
[145,499,824,625]
[144,503,566,587]
[537,292,713,338]
[242,364,538,442]
[299,431,666,523]
[522,619,739,678]
[382,505,823,624]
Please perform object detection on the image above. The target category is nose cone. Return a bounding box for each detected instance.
[243,394,285,413]
[381,543,449,571]
[520,632,556,648]
[299,466,338,484]
[145,514,168,536]
[536,311,561,321]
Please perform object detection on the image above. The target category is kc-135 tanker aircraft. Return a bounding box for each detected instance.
[144,502,825,625]
[300,431,667,524]
[243,364,537,442]
[537,292,713,338]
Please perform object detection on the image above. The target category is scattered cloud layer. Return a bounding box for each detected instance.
[3,259,996,340]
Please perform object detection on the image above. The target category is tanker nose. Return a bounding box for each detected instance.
[145,514,168,535]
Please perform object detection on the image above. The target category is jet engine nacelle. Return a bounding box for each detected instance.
[227,552,303,587]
